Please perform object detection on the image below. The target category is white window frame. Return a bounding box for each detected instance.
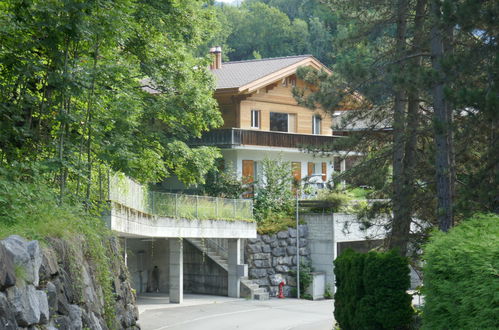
[251,110,260,129]
[312,115,322,135]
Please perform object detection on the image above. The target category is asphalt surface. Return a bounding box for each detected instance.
[137,295,334,330]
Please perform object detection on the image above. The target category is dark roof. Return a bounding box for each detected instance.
[212,55,312,90]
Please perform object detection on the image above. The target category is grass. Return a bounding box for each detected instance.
[151,193,254,221]
[0,174,118,328]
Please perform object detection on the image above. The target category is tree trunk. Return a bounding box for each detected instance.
[389,0,409,255]
[430,0,453,232]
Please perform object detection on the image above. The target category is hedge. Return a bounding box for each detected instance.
[422,213,499,329]
[334,249,413,329]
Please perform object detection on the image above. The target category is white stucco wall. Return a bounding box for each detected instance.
[221,147,346,182]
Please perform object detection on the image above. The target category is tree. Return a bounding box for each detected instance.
[253,157,295,222]
[295,0,498,250]
[0,0,223,204]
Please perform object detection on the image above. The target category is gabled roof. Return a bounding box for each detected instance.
[212,55,331,94]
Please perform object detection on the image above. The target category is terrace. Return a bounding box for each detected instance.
[189,128,340,149]
[106,175,256,238]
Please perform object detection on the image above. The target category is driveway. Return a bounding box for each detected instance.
[137,294,334,330]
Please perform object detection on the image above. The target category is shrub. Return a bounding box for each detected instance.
[253,157,294,222]
[422,213,499,329]
[334,249,413,330]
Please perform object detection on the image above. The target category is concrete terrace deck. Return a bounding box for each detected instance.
[108,202,256,238]
[106,174,257,239]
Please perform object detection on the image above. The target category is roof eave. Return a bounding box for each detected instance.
[215,56,332,94]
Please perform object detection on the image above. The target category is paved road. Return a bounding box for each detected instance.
[138,296,334,330]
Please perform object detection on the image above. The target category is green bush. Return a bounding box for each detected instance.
[422,213,499,330]
[334,249,413,330]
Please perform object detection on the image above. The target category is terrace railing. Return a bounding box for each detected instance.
[189,128,340,149]
[109,174,253,221]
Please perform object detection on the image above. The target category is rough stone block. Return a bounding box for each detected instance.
[252,253,270,260]
[269,273,285,286]
[36,290,49,324]
[288,228,297,238]
[0,243,16,290]
[253,278,270,286]
[27,241,42,286]
[298,225,308,238]
[82,311,103,330]
[68,304,83,330]
[277,231,289,239]
[6,284,41,326]
[0,291,17,329]
[2,236,36,286]
[266,269,275,275]
[249,269,267,278]
[270,241,279,248]
[246,244,262,254]
[286,246,297,256]
[299,247,310,256]
[247,238,259,244]
[283,285,293,297]
[253,259,271,268]
[45,282,57,318]
[275,265,290,273]
[262,245,271,253]
[53,315,72,329]
[271,248,286,257]
[299,238,308,247]
[39,247,59,282]
[261,234,276,244]
[278,240,287,247]
[286,238,296,246]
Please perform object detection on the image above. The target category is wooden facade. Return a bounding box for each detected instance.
[215,78,333,136]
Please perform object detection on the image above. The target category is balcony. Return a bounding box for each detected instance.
[189,128,340,149]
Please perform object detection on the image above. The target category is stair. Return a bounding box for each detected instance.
[241,277,269,300]
[186,238,269,300]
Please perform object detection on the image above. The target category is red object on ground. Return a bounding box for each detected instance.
[278,281,285,298]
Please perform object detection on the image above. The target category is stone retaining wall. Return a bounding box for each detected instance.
[0,235,138,330]
[245,225,310,297]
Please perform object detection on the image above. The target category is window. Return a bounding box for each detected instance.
[270,112,296,132]
[270,112,288,132]
[251,110,260,128]
[312,115,322,135]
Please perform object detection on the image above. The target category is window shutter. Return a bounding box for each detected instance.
[308,162,314,177]
[242,160,254,183]
[322,162,327,181]
[292,162,301,183]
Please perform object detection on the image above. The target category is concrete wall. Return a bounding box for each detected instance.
[184,241,228,296]
[125,238,228,296]
[110,205,257,238]
[125,238,170,294]
[303,214,335,289]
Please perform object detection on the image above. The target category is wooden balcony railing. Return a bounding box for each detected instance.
[189,128,339,149]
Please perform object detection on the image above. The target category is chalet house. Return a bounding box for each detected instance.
[190,48,350,186]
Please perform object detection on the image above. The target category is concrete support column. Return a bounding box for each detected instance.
[340,158,347,188]
[169,238,183,303]
[228,238,241,298]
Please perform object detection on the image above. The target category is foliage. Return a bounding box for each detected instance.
[253,157,295,222]
[257,216,295,235]
[422,213,499,330]
[290,262,314,298]
[334,249,413,330]
[0,166,118,327]
[294,0,498,252]
[202,165,246,198]
[0,0,223,205]
[212,1,336,66]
